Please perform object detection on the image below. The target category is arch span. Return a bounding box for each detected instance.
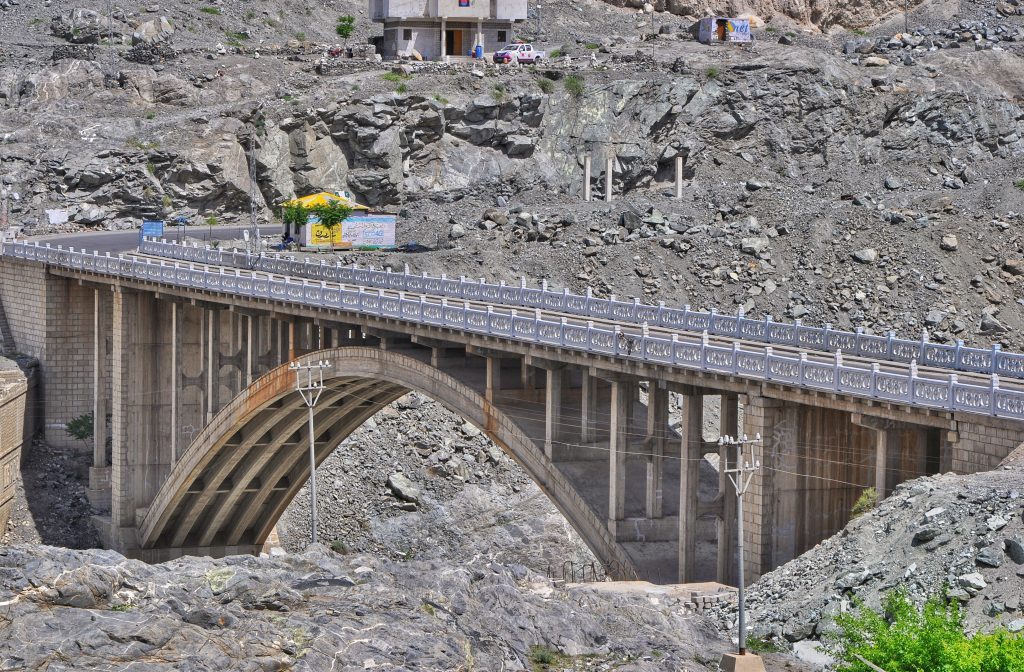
[140,347,636,575]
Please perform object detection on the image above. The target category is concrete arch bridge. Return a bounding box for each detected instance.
[0,239,1022,584]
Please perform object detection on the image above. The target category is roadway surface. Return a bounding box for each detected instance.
[29,225,283,254]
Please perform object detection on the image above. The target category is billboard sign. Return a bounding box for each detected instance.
[343,214,397,249]
[141,220,165,240]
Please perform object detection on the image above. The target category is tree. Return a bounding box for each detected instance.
[311,201,353,242]
[336,15,355,40]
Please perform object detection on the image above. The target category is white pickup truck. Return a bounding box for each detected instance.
[492,43,545,65]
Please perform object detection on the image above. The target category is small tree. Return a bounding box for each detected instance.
[336,15,355,40]
[65,412,94,449]
[311,201,353,243]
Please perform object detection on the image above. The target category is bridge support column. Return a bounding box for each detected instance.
[645,382,667,519]
[205,308,220,423]
[107,288,175,551]
[608,379,631,531]
[581,370,597,443]
[88,287,111,509]
[874,426,890,499]
[717,393,739,585]
[678,391,702,583]
[544,367,564,459]
[486,356,501,403]
[741,393,785,582]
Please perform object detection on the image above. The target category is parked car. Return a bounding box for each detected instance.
[493,43,545,64]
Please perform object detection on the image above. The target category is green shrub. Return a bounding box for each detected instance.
[765,26,777,33]
[199,6,221,15]
[585,42,600,49]
[65,413,94,443]
[825,589,1024,672]
[395,83,408,94]
[329,540,348,554]
[336,15,355,39]
[1014,179,1024,191]
[294,31,306,42]
[492,83,506,101]
[144,111,156,120]
[706,66,720,79]
[564,74,584,99]
[536,77,554,94]
[746,635,783,653]
[850,487,878,518]
[851,28,867,36]
[549,49,562,58]
[382,71,410,83]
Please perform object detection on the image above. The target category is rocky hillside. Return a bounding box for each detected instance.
[0,544,815,670]
[711,446,1024,659]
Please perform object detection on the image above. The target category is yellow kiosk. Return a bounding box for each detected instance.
[282,191,370,249]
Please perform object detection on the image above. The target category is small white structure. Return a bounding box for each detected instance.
[696,17,752,44]
[370,0,528,60]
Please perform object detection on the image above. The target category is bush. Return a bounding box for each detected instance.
[336,15,355,40]
[536,77,554,94]
[199,6,221,15]
[395,83,408,94]
[382,71,410,83]
[65,413,94,444]
[329,540,348,554]
[706,66,720,79]
[564,74,584,99]
[850,487,878,518]
[492,83,506,101]
[825,589,1024,672]
[1015,179,1024,191]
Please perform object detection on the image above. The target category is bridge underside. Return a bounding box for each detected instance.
[1,263,1020,584]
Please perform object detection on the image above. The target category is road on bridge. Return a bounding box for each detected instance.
[29,225,283,254]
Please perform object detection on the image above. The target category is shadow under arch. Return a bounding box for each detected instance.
[140,347,637,576]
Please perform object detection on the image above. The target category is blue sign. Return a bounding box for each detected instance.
[141,220,165,240]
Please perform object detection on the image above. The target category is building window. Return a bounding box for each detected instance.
[498,30,507,43]
[403,29,412,41]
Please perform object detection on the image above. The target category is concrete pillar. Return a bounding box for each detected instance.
[544,367,564,459]
[205,308,219,423]
[875,427,889,498]
[741,393,785,582]
[581,370,597,443]
[520,359,533,399]
[605,156,614,202]
[584,154,592,202]
[245,315,254,387]
[645,382,667,519]
[441,18,447,60]
[675,155,684,199]
[92,288,108,468]
[486,356,501,403]
[718,393,739,585]
[608,379,630,528]
[110,288,132,530]
[169,302,178,466]
[678,392,702,583]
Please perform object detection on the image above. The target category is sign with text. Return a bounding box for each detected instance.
[343,214,397,249]
[141,220,165,240]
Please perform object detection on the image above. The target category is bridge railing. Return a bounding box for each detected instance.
[136,238,1024,382]
[6,239,1024,422]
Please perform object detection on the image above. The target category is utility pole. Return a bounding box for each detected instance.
[247,132,261,257]
[904,0,910,34]
[536,2,542,37]
[107,0,116,83]
[720,434,765,671]
[291,360,332,546]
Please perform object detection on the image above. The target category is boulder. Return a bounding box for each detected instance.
[386,473,421,504]
[863,56,891,67]
[940,234,958,251]
[51,9,130,44]
[852,248,878,264]
[132,16,174,46]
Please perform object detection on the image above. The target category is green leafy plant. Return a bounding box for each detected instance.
[395,83,408,94]
[1014,179,1024,191]
[382,71,410,83]
[850,487,878,518]
[311,201,353,239]
[529,645,569,670]
[199,6,221,15]
[825,589,1024,671]
[144,111,156,120]
[492,83,507,102]
[536,77,553,94]
[294,31,307,42]
[329,540,348,554]
[585,42,600,49]
[746,635,783,653]
[336,15,355,40]
[564,74,584,99]
[851,28,867,36]
[65,413,94,445]
[225,30,249,41]
[706,66,720,79]
[549,49,562,58]
[205,215,218,227]
[764,26,777,33]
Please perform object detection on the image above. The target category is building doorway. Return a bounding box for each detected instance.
[445,29,463,56]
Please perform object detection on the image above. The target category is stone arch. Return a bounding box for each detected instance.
[140,347,636,575]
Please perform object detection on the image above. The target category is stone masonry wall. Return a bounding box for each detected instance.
[0,360,27,534]
[952,416,1024,474]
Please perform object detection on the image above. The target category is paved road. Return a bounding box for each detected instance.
[29,225,282,254]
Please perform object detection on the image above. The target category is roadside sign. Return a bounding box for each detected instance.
[343,214,397,249]
[141,220,165,241]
